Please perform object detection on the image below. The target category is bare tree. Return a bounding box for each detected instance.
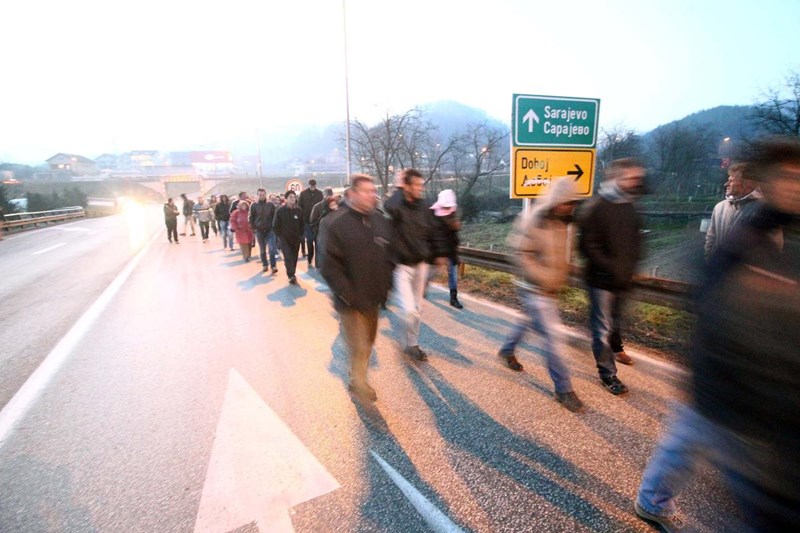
[450,122,509,199]
[751,68,800,137]
[648,122,718,196]
[598,124,642,168]
[350,109,420,194]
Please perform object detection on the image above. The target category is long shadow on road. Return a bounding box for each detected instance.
[406,363,636,532]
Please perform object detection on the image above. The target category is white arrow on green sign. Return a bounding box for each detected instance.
[513,94,600,148]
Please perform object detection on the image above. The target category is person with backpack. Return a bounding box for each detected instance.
[498,177,585,413]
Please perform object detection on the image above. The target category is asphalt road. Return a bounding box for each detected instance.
[0,208,739,532]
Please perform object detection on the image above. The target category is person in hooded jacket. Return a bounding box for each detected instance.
[273,190,304,284]
[498,177,585,413]
[215,194,233,251]
[428,189,464,309]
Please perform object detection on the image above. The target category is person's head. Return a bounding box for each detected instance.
[399,168,425,201]
[308,179,317,190]
[326,193,341,210]
[739,136,800,215]
[431,189,457,217]
[349,174,378,214]
[725,162,756,199]
[257,188,267,201]
[285,190,297,206]
[180,193,186,200]
[219,194,229,204]
[210,195,216,201]
[197,195,204,203]
[167,197,174,204]
[238,200,248,211]
[606,158,646,195]
[238,191,247,200]
[323,187,333,198]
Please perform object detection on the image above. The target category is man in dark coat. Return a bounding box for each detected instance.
[635,136,800,532]
[163,197,180,243]
[273,190,304,284]
[577,158,645,394]
[299,179,324,267]
[384,169,437,361]
[322,175,395,402]
[249,188,278,274]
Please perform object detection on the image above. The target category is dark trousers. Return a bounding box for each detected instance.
[165,219,178,242]
[199,220,210,240]
[256,229,278,268]
[280,240,300,278]
[303,226,316,266]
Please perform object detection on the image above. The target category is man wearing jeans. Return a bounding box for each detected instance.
[384,169,436,361]
[248,188,278,274]
[635,137,800,532]
[322,175,395,402]
[577,158,645,395]
[498,177,584,412]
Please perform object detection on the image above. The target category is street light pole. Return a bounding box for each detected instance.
[342,0,352,188]
[256,128,263,189]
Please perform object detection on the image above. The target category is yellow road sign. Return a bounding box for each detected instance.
[511,148,595,198]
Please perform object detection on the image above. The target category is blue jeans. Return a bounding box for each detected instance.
[589,286,623,378]
[304,225,316,266]
[637,404,800,529]
[500,290,573,393]
[256,229,278,268]
[447,257,458,291]
[219,220,231,248]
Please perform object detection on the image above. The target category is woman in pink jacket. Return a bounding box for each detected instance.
[229,200,254,261]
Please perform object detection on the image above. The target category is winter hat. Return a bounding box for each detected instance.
[431,189,457,216]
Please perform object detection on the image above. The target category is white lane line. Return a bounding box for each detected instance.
[32,242,67,255]
[0,227,163,449]
[369,450,465,533]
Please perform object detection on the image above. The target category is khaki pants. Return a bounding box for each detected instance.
[240,242,252,260]
[339,307,379,387]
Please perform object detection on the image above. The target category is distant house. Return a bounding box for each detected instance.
[45,153,97,175]
[168,151,234,176]
[94,153,119,170]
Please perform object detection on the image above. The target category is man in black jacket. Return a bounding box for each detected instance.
[322,175,395,402]
[384,169,436,361]
[635,136,800,532]
[299,179,324,267]
[163,198,179,243]
[249,188,278,274]
[577,158,645,395]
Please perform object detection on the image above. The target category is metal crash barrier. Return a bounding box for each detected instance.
[2,206,86,231]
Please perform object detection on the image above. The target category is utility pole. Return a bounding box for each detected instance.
[342,0,352,188]
[256,129,264,189]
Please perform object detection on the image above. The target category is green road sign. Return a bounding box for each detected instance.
[513,94,600,148]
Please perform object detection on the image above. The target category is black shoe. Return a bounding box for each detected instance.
[404,346,428,361]
[289,276,297,284]
[555,391,585,413]
[179,233,186,236]
[168,239,172,243]
[499,350,524,371]
[601,375,629,395]
[271,267,278,275]
[449,290,464,309]
[634,502,688,532]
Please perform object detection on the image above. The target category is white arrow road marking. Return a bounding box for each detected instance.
[194,369,340,533]
[32,242,67,255]
[369,450,465,533]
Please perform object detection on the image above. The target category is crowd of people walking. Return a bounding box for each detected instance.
[161,136,799,530]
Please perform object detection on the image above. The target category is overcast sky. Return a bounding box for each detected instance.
[1,0,798,163]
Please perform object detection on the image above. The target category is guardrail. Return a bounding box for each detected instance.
[2,206,86,230]
[458,246,691,311]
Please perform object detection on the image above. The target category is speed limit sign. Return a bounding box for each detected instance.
[285,179,303,193]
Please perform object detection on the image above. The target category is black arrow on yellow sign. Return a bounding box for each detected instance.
[567,164,584,182]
